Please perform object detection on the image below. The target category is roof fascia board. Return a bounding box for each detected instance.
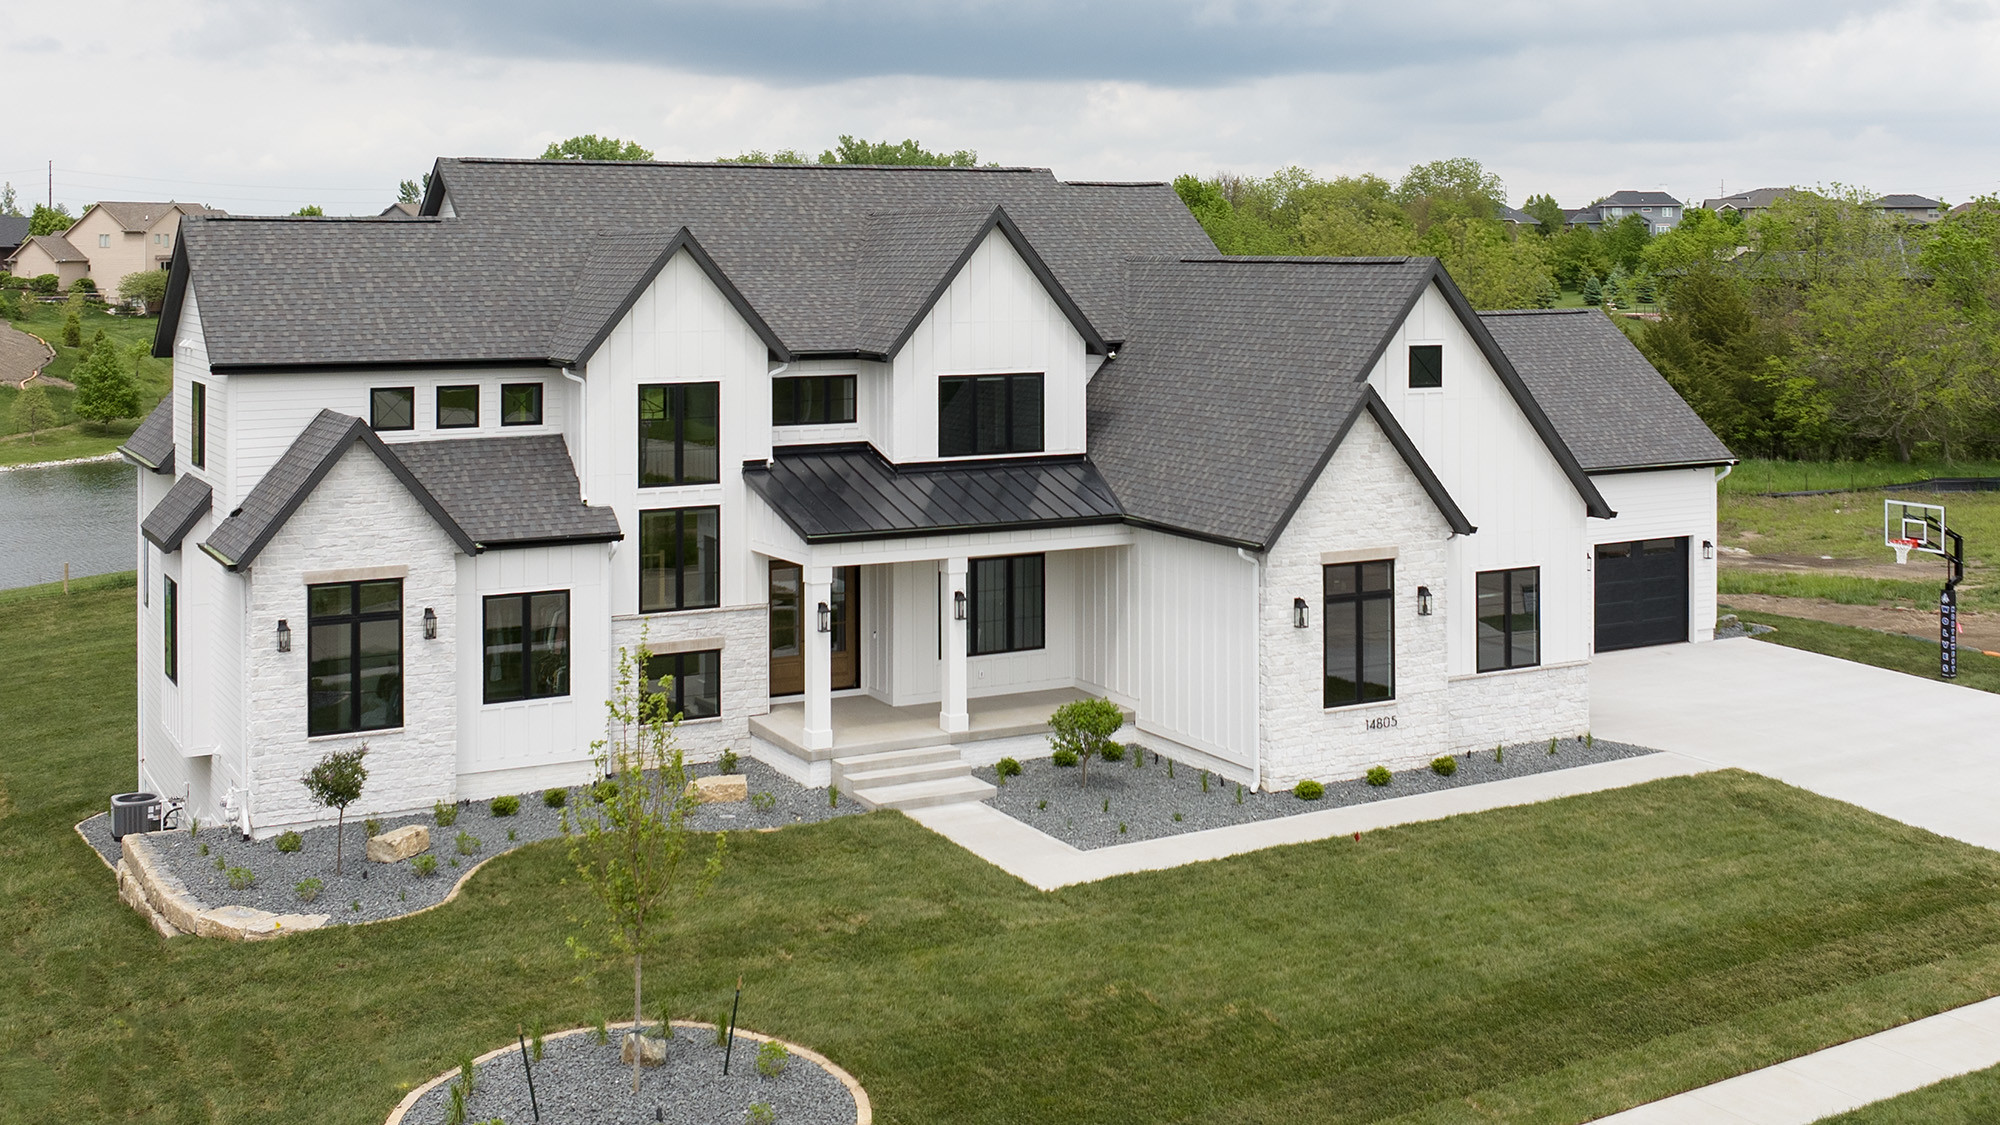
[792,514,1127,544]
[1585,458,1739,476]
[416,159,449,217]
[1261,386,1476,549]
[569,228,792,368]
[151,240,191,358]
[209,358,559,376]
[117,445,165,472]
[476,532,625,551]
[1424,263,1617,520]
[881,206,1109,361]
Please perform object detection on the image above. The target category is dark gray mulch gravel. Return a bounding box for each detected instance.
[977,736,1658,850]
[79,757,859,925]
[400,1024,857,1125]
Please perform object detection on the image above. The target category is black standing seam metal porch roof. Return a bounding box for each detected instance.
[745,445,1126,542]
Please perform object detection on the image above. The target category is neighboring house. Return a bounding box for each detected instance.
[1495,204,1542,230]
[379,202,421,218]
[0,214,29,263]
[6,234,91,288]
[1872,194,1943,223]
[1701,187,1795,217]
[3,201,223,292]
[121,158,1732,838]
[1567,191,1684,234]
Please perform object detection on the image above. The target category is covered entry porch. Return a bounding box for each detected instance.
[750,686,1108,760]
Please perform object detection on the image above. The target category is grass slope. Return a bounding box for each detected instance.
[1818,1061,2000,1123]
[13,582,2000,1122]
[0,301,170,467]
[1725,606,2000,695]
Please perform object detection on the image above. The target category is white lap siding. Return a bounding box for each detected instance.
[1259,414,1455,788]
[1587,467,1721,645]
[240,446,462,836]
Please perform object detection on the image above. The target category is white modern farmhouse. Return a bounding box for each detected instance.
[121,160,1732,837]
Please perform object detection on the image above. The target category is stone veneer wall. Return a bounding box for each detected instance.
[610,605,768,762]
[242,448,463,835]
[1445,661,1590,753]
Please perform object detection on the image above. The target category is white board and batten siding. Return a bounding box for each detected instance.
[1589,467,1722,645]
[1117,529,1260,778]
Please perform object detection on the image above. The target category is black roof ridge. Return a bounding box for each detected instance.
[1062,180,1171,187]
[1177,255,1423,265]
[447,157,1053,174]
[1479,307,1598,317]
[193,214,444,224]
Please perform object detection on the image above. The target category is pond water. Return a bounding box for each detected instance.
[0,459,136,590]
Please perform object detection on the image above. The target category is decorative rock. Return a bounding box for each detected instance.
[687,774,748,804]
[194,904,332,941]
[367,824,430,863]
[619,1032,668,1067]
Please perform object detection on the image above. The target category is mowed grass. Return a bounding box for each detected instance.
[16,584,2000,1122]
[1725,606,2000,695]
[1717,569,1947,609]
[1820,1061,2000,1123]
[0,302,170,466]
[1719,488,1999,611]
[1721,458,2000,495]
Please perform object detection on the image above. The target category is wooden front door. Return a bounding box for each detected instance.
[769,562,860,697]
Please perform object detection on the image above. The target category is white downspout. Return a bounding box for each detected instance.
[1237,547,1263,793]
[1715,463,1735,485]
[561,367,587,503]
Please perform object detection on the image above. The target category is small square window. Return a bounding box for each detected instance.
[437,385,480,428]
[501,383,543,426]
[99,234,110,248]
[1409,345,1443,389]
[371,387,415,431]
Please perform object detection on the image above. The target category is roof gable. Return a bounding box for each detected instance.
[552,228,790,368]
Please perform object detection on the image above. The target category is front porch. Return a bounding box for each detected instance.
[750,686,1101,761]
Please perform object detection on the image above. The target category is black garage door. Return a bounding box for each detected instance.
[1595,537,1689,651]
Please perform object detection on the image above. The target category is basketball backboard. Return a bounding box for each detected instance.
[1885,499,1947,563]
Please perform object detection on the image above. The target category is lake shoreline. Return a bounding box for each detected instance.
[0,451,122,473]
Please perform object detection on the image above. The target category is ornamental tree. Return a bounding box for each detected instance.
[300,745,369,874]
[1048,697,1125,788]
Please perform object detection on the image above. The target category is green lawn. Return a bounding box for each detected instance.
[1721,459,2000,496]
[16,582,2000,1122]
[0,300,170,467]
[1819,1062,2000,1123]
[1724,606,2000,695]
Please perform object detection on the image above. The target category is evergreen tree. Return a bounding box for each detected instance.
[1581,275,1603,305]
[71,338,141,426]
[10,383,58,439]
[61,310,81,348]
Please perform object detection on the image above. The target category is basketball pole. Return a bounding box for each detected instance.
[1941,526,1964,680]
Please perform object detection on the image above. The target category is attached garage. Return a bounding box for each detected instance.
[1594,537,1688,650]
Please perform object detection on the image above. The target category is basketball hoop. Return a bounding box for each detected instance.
[1891,538,1918,565]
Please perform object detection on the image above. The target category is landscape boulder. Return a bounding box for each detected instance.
[621,1032,668,1067]
[687,774,748,804]
[367,824,430,863]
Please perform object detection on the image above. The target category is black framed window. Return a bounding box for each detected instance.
[968,554,1044,655]
[501,382,544,426]
[1477,567,1541,672]
[639,507,720,613]
[1409,344,1443,389]
[939,373,1043,457]
[639,383,720,486]
[773,375,856,426]
[188,382,206,468]
[437,385,480,429]
[482,591,570,704]
[642,649,722,721]
[163,575,178,683]
[370,387,415,431]
[307,579,404,736]
[1323,561,1393,707]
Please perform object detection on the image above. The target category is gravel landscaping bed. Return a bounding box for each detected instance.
[80,758,859,926]
[977,736,1658,850]
[398,1024,858,1125]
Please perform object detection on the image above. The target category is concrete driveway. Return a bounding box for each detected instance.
[1591,637,2000,852]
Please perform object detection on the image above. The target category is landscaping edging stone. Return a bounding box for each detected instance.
[978,736,1660,850]
[385,1021,869,1125]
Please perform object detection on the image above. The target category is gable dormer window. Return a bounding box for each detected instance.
[1408,345,1443,389]
[939,373,1043,458]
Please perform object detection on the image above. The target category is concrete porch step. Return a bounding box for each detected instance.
[850,775,999,812]
[840,759,971,789]
[830,745,960,787]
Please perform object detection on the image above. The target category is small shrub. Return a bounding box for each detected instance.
[274,830,303,853]
[590,779,619,804]
[718,748,740,773]
[507,829,516,841]
[1366,766,1392,787]
[1118,822,1128,834]
[1293,779,1325,800]
[450,857,460,867]
[1167,758,1175,779]
[227,866,256,890]
[1235,784,1244,805]
[364,817,383,837]
[750,791,776,811]
[1584,731,1595,749]
[458,1052,477,1096]
[543,787,567,808]
[1051,747,1078,767]
[72,277,96,294]
[1548,737,1558,755]
[595,1017,610,1044]
[531,1023,545,1061]
[713,1015,731,1047]
[756,1039,790,1078]
[295,877,323,903]
[829,787,839,807]
[188,817,200,837]
[434,801,459,827]
[1494,745,1504,764]
[411,853,439,877]
[995,756,1023,778]
[489,794,520,817]
[199,842,209,856]
[29,273,59,294]
[1100,741,1125,763]
[350,900,360,912]
[456,831,482,856]
[213,854,226,870]
[1101,797,1109,813]
[1131,742,1145,768]
[1037,799,1047,810]
[1172,811,1183,822]
[1431,756,1457,777]
[1201,770,1209,793]
[748,1104,776,1125]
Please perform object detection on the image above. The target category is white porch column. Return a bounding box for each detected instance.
[940,556,970,734]
[803,565,834,752]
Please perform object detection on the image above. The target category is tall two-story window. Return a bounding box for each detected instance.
[188,382,207,468]
[939,373,1043,457]
[638,383,720,486]
[639,507,720,613]
[643,649,722,720]
[967,554,1044,655]
[162,575,179,683]
[371,387,415,431]
[307,579,403,735]
[1476,567,1540,672]
[501,383,544,426]
[1324,561,1394,707]
[773,375,856,426]
[482,591,569,704]
[436,385,480,429]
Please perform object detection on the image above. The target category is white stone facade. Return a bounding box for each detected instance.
[1445,661,1591,753]
[610,604,769,764]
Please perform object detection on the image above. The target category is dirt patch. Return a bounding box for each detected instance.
[1720,593,2000,655]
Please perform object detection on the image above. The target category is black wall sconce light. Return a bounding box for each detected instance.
[1417,586,1434,616]
[954,590,967,621]
[276,619,291,652]
[817,601,832,633]
[1293,597,1309,629]
[422,607,438,639]
[1702,540,1714,560]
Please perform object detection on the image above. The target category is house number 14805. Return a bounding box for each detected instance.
[1364,715,1397,731]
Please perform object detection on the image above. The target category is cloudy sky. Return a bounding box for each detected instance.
[5,0,1998,216]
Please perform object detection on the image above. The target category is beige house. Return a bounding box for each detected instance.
[4,201,223,292]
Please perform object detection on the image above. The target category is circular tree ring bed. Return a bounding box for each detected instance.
[385,1021,870,1125]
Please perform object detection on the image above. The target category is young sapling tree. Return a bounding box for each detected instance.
[300,744,368,875]
[1046,697,1125,788]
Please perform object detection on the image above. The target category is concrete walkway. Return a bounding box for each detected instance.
[906,751,1709,891]
[1592,636,2000,853]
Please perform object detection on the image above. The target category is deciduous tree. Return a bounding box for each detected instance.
[540,135,654,161]
[300,745,369,875]
[9,383,58,439]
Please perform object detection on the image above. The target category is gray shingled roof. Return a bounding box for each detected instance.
[1479,309,1734,472]
[1089,257,1507,549]
[141,474,212,552]
[393,435,623,547]
[1600,190,1683,207]
[745,445,1123,542]
[119,397,175,472]
[1873,194,1942,210]
[91,201,220,232]
[16,234,86,263]
[165,161,1212,370]
[0,215,28,250]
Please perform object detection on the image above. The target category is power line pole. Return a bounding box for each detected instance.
[48,160,53,209]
